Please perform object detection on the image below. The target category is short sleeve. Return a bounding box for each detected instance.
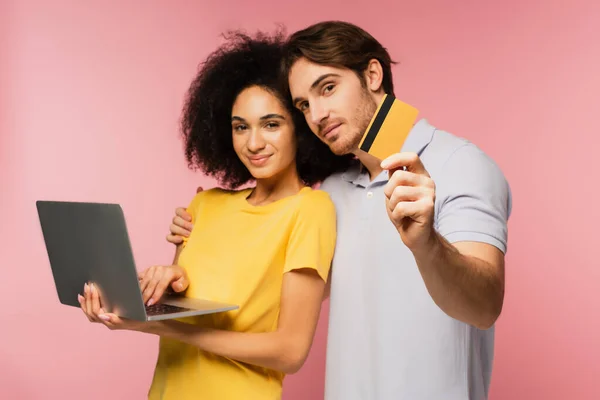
[283,190,337,282]
[435,144,512,253]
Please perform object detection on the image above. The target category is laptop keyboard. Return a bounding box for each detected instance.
[145,303,191,316]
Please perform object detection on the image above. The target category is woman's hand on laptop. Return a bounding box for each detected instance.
[165,186,203,245]
[138,265,190,306]
[78,282,147,332]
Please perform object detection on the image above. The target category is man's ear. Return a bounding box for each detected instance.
[364,59,384,93]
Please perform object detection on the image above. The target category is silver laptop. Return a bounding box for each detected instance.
[36,200,238,321]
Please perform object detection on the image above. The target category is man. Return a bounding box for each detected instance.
[167,21,511,400]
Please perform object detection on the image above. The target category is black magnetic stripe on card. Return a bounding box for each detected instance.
[359,94,395,152]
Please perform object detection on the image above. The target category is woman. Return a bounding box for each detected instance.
[79,31,353,399]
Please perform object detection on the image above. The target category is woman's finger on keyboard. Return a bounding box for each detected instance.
[143,267,164,305]
[147,269,173,307]
[139,266,157,302]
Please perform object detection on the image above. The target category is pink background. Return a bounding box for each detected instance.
[2,1,598,399]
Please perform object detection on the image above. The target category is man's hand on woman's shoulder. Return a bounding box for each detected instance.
[166,186,203,245]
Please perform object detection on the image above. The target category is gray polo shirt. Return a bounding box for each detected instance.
[321,119,512,400]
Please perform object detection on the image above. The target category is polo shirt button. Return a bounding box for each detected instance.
[367,191,373,198]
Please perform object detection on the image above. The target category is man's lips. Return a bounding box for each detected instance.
[322,123,342,138]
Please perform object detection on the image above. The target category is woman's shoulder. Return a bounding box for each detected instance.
[298,186,333,202]
[188,186,250,208]
[294,187,335,215]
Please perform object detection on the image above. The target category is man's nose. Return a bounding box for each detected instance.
[310,100,329,127]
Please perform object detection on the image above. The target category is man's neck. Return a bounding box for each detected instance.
[354,149,384,181]
[353,90,387,181]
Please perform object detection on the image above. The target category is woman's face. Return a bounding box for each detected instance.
[231,86,298,182]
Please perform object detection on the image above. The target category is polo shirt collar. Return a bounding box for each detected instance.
[342,118,436,185]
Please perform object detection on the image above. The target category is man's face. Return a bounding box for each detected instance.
[288,58,378,155]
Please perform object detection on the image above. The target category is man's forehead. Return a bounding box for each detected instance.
[289,59,347,93]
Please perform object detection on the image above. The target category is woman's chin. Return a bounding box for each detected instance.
[248,167,275,181]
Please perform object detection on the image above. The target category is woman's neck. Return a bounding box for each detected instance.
[247,167,305,206]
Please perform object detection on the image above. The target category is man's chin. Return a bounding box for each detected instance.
[328,139,359,156]
[331,148,352,156]
[328,144,349,155]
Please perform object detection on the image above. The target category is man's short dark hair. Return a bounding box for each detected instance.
[282,21,397,94]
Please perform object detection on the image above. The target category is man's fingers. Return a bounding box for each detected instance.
[390,200,422,221]
[388,186,425,209]
[389,198,434,222]
[384,170,420,195]
[383,171,421,198]
[381,152,428,175]
[384,169,435,199]
[170,220,192,236]
[174,215,194,232]
[166,234,184,245]
[175,207,193,223]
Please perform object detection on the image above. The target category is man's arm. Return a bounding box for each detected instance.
[381,148,510,330]
[413,232,504,330]
[172,244,183,264]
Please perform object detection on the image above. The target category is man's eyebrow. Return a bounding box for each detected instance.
[293,73,341,106]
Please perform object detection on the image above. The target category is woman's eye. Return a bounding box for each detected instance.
[265,122,279,129]
[233,125,247,131]
[324,84,335,93]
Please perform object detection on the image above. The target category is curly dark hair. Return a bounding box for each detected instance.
[180,29,355,189]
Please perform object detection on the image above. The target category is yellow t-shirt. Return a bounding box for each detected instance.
[148,186,336,400]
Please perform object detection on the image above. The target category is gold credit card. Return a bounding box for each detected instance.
[358,94,419,161]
